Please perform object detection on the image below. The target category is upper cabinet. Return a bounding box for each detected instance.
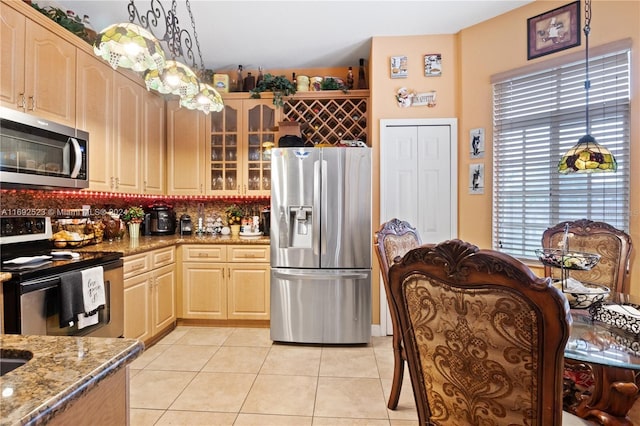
[76,50,114,192]
[166,100,208,195]
[79,51,165,194]
[142,90,166,195]
[209,98,278,196]
[1,2,76,126]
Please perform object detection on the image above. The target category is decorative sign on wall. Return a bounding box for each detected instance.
[395,88,437,108]
[470,128,485,158]
[424,54,442,76]
[469,163,485,194]
[390,56,408,78]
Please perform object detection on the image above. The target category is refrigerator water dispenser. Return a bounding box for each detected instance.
[290,206,312,247]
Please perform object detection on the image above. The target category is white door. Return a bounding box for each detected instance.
[379,119,458,334]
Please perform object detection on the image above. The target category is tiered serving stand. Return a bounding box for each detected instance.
[536,224,609,309]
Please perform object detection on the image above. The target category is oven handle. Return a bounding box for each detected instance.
[18,259,122,295]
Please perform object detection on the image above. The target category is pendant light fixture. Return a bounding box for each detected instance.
[93,22,165,72]
[558,0,617,173]
[93,0,223,114]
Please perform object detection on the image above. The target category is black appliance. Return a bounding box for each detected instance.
[179,214,193,235]
[143,203,176,235]
[261,207,270,236]
[0,106,89,189]
[1,217,123,337]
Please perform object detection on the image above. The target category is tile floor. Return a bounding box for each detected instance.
[129,326,640,425]
[128,326,418,425]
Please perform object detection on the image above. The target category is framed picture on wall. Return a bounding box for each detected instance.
[424,54,442,76]
[527,1,581,60]
[469,128,485,158]
[390,56,408,78]
[469,164,485,194]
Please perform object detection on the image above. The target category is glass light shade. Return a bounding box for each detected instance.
[93,23,165,72]
[558,134,617,174]
[144,60,200,98]
[180,83,224,114]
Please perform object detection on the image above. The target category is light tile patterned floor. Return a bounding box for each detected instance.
[128,326,418,426]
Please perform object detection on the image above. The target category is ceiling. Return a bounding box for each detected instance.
[54,0,534,71]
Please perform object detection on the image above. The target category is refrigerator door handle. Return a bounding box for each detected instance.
[272,270,369,280]
[320,159,328,255]
[313,160,321,256]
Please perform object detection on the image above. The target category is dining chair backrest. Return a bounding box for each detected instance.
[541,219,633,294]
[388,239,571,425]
[373,219,423,409]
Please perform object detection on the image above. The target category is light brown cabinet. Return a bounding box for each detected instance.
[142,89,166,194]
[1,2,76,126]
[209,97,278,196]
[178,244,270,321]
[166,101,208,195]
[123,247,176,343]
[76,50,114,192]
[79,56,164,194]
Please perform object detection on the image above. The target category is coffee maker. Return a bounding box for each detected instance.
[261,208,270,236]
[179,214,193,235]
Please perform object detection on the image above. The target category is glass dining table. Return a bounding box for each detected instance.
[563,292,640,425]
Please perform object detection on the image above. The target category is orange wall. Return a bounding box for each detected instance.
[368,0,640,319]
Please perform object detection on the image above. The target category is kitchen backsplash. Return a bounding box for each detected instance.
[0,190,269,225]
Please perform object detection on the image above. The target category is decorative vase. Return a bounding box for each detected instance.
[230,224,241,236]
[128,222,140,240]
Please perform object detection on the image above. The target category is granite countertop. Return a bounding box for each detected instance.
[0,334,143,425]
[78,233,270,256]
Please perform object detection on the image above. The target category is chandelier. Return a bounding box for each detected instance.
[93,0,223,114]
[558,0,616,173]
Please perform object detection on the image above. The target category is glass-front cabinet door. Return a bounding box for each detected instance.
[244,100,276,195]
[209,100,240,194]
[209,98,277,195]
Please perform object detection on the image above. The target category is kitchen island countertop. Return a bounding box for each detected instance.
[0,334,143,425]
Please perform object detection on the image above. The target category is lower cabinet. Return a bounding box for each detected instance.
[123,247,176,342]
[179,244,270,321]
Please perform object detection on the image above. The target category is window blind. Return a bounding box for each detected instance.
[492,48,630,259]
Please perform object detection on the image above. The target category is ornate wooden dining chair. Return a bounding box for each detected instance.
[374,218,422,409]
[542,219,634,411]
[541,219,633,294]
[388,239,591,425]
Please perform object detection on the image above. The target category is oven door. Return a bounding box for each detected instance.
[4,260,123,337]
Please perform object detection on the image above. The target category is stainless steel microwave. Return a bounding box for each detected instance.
[0,106,89,189]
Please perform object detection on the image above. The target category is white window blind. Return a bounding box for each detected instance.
[492,46,630,259]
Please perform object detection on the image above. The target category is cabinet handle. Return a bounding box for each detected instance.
[200,184,203,193]
[110,176,115,189]
[157,255,170,262]
[243,254,256,258]
[27,96,35,111]
[17,93,26,109]
[129,263,145,271]
[143,180,147,191]
[197,252,209,257]
[115,177,120,189]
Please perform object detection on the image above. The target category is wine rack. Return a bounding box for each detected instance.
[282,90,369,146]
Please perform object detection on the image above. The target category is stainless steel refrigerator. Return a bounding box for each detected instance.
[270,147,372,344]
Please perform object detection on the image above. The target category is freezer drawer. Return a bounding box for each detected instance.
[270,268,371,344]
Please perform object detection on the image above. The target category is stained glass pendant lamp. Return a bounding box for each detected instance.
[180,83,225,114]
[93,23,165,72]
[558,0,617,174]
[144,60,200,98]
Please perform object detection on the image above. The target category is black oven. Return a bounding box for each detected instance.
[1,217,123,337]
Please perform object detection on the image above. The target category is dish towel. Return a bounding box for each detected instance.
[59,266,105,329]
[77,266,105,329]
